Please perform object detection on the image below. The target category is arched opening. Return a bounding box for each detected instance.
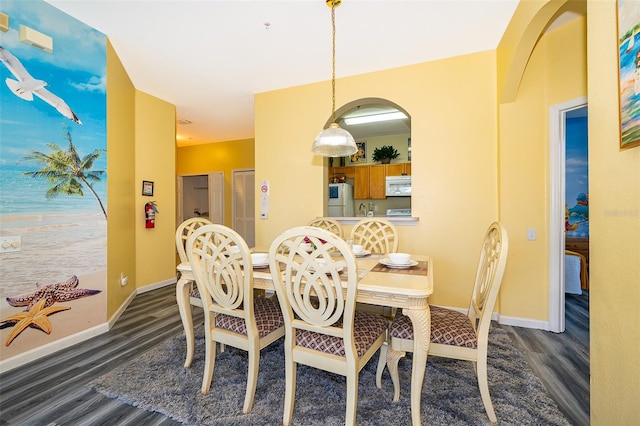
[325,98,412,218]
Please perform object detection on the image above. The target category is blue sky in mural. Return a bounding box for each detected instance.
[0,0,106,215]
[565,115,589,237]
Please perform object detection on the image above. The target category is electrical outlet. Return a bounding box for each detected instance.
[0,236,21,253]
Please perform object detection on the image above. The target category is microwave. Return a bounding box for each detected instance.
[385,175,411,197]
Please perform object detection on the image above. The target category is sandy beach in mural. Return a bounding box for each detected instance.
[0,213,107,361]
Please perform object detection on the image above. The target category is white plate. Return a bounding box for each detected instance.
[253,262,269,268]
[379,258,418,269]
[354,250,371,257]
[308,264,344,274]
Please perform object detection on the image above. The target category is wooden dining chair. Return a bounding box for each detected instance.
[349,217,398,254]
[307,217,344,239]
[187,224,285,413]
[377,221,509,423]
[175,217,212,367]
[268,226,388,425]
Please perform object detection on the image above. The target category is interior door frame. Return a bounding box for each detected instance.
[549,96,587,333]
[176,172,224,225]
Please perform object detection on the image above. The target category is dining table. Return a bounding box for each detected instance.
[177,250,433,425]
[252,252,433,426]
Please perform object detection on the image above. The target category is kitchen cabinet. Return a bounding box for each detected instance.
[329,166,355,181]
[369,165,386,199]
[385,162,411,176]
[353,166,370,199]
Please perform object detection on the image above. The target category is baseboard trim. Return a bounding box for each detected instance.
[1,278,177,373]
[108,288,137,329]
[138,278,176,294]
[0,322,109,373]
[498,315,550,331]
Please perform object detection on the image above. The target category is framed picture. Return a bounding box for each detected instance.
[142,180,154,196]
[350,141,367,163]
[617,0,640,149]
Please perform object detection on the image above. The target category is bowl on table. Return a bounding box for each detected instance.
[251,253,268,265]
[388,253,411,265]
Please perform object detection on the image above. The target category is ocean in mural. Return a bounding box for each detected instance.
[0,1,107,357]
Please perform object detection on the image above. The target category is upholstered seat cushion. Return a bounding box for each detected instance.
[390,305,477,349]
[215,296,284,338]
[189,287,200,299]
[295,311,388,358]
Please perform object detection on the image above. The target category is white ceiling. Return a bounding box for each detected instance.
[45,0,520,146]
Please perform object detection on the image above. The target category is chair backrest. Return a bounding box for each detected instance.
[349,218,398,254]
[468,222,509,339]
[176,217,213,264]
[187,224,255,323]
[269,226,359,357]
[307,217,344,239]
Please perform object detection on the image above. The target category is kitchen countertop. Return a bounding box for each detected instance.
[330,216,419,226]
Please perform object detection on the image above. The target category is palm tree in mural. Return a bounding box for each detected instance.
[22,125,107,219]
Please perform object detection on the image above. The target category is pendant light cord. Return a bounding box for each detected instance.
[331,2,336,124]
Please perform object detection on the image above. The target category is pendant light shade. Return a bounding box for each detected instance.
[311,0,357,157]
[312,123,356,157]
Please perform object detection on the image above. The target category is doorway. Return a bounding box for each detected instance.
[177,172,224,225]
[549,97,588,333]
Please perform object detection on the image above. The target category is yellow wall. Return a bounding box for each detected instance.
[498,17,587,321]
[255,51,500,309]
[588,1,640,423]
[134,92,177,288]
[106,40,136,317]
[176,138,255,228]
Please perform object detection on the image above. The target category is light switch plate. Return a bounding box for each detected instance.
[527,228,537,241]
[1,236,21,253]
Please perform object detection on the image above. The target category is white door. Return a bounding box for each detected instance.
[232,169,255,247]
[208,172,224,224]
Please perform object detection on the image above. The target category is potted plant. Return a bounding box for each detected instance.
[372,145,400,164]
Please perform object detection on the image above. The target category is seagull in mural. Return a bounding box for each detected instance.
[0,45,81,124]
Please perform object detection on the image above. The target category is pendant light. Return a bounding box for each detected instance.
[311,0,357,157]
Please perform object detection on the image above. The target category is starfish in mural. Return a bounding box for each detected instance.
[1,298,70,346]
[5,275,101,311]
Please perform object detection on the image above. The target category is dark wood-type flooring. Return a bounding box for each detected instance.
[0,285,589,425]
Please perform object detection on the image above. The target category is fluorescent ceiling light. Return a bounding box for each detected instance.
[344,111,407,125]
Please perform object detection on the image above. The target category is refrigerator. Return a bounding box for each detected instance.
[328,183,354,217]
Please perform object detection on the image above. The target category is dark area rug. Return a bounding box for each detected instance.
[88,325,569,425]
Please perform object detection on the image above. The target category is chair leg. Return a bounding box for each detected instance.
[176,277,195,368]
[200,317,217,395]
[386,348,406,402]
[242,347,259,414]
[282,359,296,426]
[376,342,388,389]
[476,357,497,423]
[345,369,359,425]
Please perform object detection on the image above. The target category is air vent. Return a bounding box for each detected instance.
[177,119,193,125]
[19,25,53,53]
[0,13,8,32]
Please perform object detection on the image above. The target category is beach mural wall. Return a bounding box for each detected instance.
[0,1,107,361]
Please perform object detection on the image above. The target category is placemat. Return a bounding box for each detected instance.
[371,261,429,275]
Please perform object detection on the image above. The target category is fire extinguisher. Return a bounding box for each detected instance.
[145,201,158,228]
